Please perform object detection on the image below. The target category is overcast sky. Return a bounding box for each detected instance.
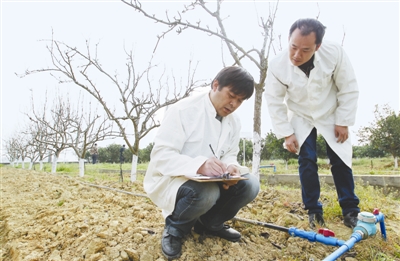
[1,1,399,161]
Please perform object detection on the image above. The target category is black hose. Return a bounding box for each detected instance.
[233,216,289,233]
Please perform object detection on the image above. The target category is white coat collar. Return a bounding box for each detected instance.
[290,51,321,80]
[205,91,233,156]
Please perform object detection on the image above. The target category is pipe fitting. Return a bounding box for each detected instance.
[353,212,377,238]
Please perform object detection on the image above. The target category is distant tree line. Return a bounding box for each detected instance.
[90,131,391,166]
[86,143,154,164]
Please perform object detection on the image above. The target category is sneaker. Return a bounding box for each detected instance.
[308,213,325,229]
[194,221,241,242]
[344,211,359,229]
[161,229,182,260]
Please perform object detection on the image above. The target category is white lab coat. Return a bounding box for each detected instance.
[265,41,359,167]
[144,91,247,218]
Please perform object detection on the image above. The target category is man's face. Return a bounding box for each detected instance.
[288,28,321,66]
[209,80,245,117]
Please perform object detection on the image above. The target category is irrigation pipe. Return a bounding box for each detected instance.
[80,182,148,198]
[232,216,289,233]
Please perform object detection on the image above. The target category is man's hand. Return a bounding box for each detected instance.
[221,165,240,190]
[285,134,299,154]
[335,125,349,143]
[197,157,227,177]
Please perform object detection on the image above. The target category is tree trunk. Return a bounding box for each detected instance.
[51,155,58,173]
[252,132,262,180]
[39,161,43,171]
[394,156,398,169]
[130,154,138,182]
[79,158,85,177]
[251,84,263,180]
[29,161,33,170]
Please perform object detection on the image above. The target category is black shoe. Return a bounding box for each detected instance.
[308,213,325,229]
[344,211,359,229]
[194,221,241,242]
[161,229,182,260]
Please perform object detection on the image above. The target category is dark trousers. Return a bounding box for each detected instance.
[92,154,98,164]
[298,128,360,216]
[165,173,259,238]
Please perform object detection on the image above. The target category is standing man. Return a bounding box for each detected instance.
[120,145,126,164]
[90,143,98,164]
[265,18,360,229]
[144,66,260,260]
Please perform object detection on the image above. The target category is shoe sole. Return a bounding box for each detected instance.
[162,249,181,260]
[194,228,241,242]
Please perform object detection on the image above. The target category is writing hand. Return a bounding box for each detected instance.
[197,157,227,177]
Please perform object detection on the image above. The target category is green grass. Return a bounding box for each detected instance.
[260,157,399,175]
[14,156,399,180]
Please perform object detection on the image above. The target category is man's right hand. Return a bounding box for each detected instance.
[197,158,227,177]
[285,134,299,154]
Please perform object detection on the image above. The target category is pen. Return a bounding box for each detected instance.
[209,144,217,158]
[209,144,230,179]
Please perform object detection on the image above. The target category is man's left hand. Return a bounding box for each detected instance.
[335,125,349,143]
[221,165,240,190]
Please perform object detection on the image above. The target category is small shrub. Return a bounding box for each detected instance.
[56,164,73,172]
[287,158,297,165]
[352,158,370,166]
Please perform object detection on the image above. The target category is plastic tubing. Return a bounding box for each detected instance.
[375,213,387,240]
[288,228,345,247]
[322,232,363,261]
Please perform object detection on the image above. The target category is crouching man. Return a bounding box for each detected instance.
[144,66,260,259]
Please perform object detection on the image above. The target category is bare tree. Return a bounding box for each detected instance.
[20,38,206,181]
[27,93,71,173]
[121,0,279,177]
[23,126,47,170]
[66,98,115,177]
[18,116,51,171]
[3,136,20,167]
[26,91,115,175]
[11,133,30,169]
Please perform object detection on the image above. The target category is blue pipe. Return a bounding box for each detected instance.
[323,232,363,261]
[375,212,387,240]
[235,211,387,261]
[323,211,387,261]
[288,227,345,247]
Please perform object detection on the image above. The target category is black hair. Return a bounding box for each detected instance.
[289,18,326,45]
[211,66,254,100]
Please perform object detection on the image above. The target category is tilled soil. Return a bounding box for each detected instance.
[1,168,399,261]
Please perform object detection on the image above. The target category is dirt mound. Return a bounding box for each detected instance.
[1,168,399,261]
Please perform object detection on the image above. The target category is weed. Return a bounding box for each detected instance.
[56,164,73,172]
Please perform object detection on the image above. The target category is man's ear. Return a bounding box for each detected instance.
[315,44,321,51]
[212,80,219,91]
